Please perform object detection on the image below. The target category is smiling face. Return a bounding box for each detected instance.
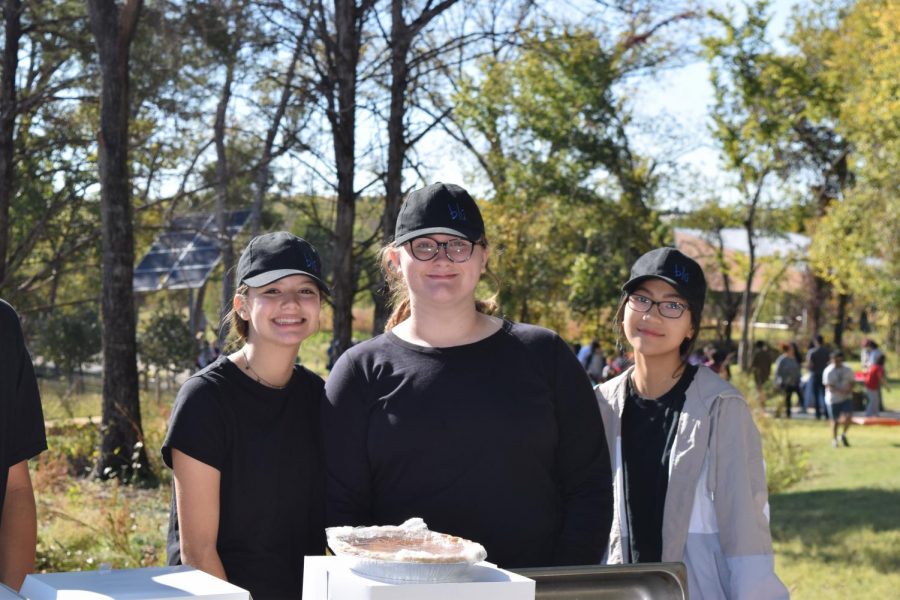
[234,274,321,348]
[623,278,694,361]
[388,234,488,310]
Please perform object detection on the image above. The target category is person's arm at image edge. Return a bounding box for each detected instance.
[0,461,37,591]
[172,450,227,582]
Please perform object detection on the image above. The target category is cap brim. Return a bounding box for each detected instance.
[242,269,331,295]
[394,226,479,245]
[623,274,693,301]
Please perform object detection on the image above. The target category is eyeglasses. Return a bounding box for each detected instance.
[406,236,484,262]
[627,294,689,319]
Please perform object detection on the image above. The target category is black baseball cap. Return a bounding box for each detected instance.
[394,182,485,245]
[236,231,330,294]
[623,247,706,312]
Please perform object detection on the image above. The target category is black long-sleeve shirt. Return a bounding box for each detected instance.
[322,320,613,568]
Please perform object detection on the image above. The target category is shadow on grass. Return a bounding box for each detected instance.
[771,488,900,574]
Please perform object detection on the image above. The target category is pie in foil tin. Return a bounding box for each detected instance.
[325,518,488,583]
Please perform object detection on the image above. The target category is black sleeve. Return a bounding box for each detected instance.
[7,309,47,466]
[550,334,614,565]
[321,350,374,528]
[161,376,228,472]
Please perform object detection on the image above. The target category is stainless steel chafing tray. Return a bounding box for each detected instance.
[511,562,688,600]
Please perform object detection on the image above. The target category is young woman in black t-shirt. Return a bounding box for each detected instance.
[162,232,329,599]
[323,183,613,568]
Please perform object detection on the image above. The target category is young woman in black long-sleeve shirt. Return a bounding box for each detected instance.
[323,182,613,568]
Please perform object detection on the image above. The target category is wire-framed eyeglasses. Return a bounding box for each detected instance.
[406,236,485,262]
[627,294,689,319]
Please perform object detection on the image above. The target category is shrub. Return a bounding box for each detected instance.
[729,370,810,493]
[33,307,101,382]
[756,414,810,493]
[138,309,196,375]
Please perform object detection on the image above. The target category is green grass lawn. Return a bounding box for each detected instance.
[771,419,900,599]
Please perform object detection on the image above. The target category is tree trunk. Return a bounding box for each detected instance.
[737,174,764,371]
[190,281,207,339]
[833,292,849,349]
[738,214,758,371]
[807,272,830,338]
[87,0,153,484]
[722,298,738,345]
[327,0,365,357]
[0,0,21,288]
[215,54,237,351]
[373,3,411,334]
[251,29,304,237]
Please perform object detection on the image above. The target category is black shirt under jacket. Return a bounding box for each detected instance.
[622,364,697,563]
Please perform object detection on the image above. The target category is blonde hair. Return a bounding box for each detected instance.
[380,240,500,331]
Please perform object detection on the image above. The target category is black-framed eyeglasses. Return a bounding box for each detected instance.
[406,236,485,263]
[627,294,689,319]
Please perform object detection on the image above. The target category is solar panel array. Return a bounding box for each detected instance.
[133,210,251,292]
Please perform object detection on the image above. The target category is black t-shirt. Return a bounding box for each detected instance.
[0,299,47,518]
[322,320,613,568]
[622,364,697,563]
[807,346,830,375]
[161,355,325,600]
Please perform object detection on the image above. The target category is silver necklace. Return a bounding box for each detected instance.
[241,347,288,389]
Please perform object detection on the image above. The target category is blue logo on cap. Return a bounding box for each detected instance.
[448,203,466,221]
[674,264,689,283]
[305,254,318,270]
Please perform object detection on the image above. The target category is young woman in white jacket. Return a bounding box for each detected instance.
[594,247,789,599]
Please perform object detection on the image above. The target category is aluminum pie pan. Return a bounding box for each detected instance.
[326,518,487,583]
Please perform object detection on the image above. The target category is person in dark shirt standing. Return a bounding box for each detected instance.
[0,299,47,591]
[162,233,329,599]
[806,335,831,419]
[323,182,613,568]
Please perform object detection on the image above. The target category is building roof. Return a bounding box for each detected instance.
[673,228,809,294]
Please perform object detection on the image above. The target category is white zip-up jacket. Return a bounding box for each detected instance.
[595,365,789,599]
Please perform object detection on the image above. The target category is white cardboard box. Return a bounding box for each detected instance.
[20,565,250,600]
[302,556,535,600]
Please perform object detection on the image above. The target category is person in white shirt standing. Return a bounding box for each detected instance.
[822,350,856,448]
